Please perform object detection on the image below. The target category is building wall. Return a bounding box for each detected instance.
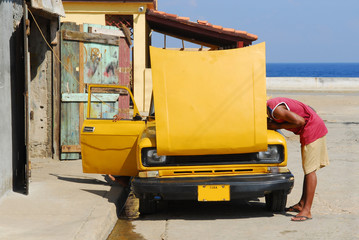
[62,2,152,113]
[28,15,53,158]
[62,13,105,25]
[0,0,22,198]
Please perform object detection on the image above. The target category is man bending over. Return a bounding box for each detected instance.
[267,97,329,221]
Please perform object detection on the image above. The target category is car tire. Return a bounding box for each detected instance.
[265,190,287,212]
[139,197,157,215]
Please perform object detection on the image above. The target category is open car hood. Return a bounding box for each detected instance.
[150,43,267,156]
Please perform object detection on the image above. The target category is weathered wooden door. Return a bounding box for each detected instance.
[60,22,131,159]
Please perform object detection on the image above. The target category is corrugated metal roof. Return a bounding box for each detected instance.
[62,0,154,1]
[31,0,66,17]
[62,0,157,10]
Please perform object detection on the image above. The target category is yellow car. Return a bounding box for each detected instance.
[80,44,294,214]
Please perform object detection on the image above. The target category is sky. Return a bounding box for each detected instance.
[151,0,359,63]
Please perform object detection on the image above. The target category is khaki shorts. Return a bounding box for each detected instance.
[301,136,329,175]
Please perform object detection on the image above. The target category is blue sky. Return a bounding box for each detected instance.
[152,0,359,63]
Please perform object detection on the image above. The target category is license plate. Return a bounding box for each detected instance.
[198,185,230,201]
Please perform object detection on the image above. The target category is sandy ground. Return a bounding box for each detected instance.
[109,91,359,240]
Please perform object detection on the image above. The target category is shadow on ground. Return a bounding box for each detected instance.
[50,173,130,218]
[49,173,109,185]
[108,195,284,240]
[120,194,287,221]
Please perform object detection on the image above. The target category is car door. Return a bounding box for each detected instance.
[80,85,145,176]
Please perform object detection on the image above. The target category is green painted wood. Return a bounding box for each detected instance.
[60,22,131,159]
[83,24,121,85]
[89,102,118,119]
[102,26,121,118]
[61,29,121,45]
[83,24,122,119]
[60,22,80,160]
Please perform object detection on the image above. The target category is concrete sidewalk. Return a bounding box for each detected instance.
[267,77,359,92]
[0,158,125,240]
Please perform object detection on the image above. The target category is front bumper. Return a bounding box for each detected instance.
[132,172,294,200]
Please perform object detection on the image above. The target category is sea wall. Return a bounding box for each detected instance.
[267,77,359,91]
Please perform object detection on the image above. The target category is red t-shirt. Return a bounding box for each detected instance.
[267,97,328,145]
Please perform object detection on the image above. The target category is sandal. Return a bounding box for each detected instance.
[285,205,302,213]
[291,216,312,222]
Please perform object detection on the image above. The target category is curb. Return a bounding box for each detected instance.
[74,184,126,240]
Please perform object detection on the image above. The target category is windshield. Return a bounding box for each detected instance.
[149,93,155,117]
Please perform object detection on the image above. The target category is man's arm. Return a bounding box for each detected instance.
[267,105,305,130]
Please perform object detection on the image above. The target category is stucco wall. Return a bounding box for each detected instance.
[0,0,22,198]
[28,16,53,159]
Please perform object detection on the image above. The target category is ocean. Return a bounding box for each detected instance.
[266,63,359,77]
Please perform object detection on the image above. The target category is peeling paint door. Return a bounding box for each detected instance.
[60,22,131,160]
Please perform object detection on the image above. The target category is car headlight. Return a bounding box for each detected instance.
[143,148,167,166]
[257,145,282,162]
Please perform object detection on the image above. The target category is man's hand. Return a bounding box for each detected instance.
[267,118,280,130]
[113,114,123,122]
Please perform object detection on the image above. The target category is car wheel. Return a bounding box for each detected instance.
[139,197,157,215]
[265,190,287,212]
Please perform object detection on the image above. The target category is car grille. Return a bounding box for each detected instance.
[165,153,258,166]
[141,146,284,167]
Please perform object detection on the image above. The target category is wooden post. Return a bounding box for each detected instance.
[133,12,147,112]
[52,30,61,160]
[236,41,244,48]
[118,37,131,118]
[23,2,30,194]
[79,24,84,133]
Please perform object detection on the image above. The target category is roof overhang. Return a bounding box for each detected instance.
[146,9,257,48]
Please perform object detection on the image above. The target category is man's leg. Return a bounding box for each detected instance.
[286,178,305,212]
[291,171,317,221]
[298,175,309,208]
